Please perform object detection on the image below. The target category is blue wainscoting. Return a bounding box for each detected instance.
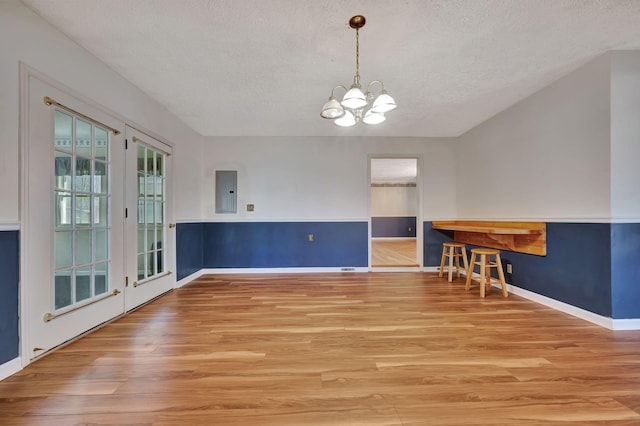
[426,222,617,318]
[0,231,19,364]
[611,223,640,319]
[481,223,612,317]
[423,221,453,267]
[202,222,368,268]
[176,223,204,280]
[371,217,417,238]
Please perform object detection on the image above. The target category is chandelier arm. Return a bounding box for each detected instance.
[330,85,349,98]
[365,80,385,95]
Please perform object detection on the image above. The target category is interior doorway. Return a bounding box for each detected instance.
[369,157,421,268]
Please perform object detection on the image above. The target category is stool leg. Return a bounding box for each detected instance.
[485,262,492,295]
[454,249,461,278]
[447,246,454,282]
[465,252,475,291]
[461,249,469,278]
[496,253,508,297]
[479,254,486,298]
[439,246,447,278]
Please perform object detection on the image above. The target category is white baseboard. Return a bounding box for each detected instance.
[611,318,640,330]
[201,267,369,275]
[501,283,639,330]
[0,357,22,381]
[176,269,206,288]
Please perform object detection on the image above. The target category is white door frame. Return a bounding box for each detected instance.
[367,154,424,271]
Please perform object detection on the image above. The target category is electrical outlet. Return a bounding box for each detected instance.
[308,233,314,242]
[506,263,513,274]
[246,204,254,212]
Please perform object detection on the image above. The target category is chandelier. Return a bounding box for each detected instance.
[320,15,397,127]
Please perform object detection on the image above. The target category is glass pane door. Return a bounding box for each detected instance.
[25,76,125,360]
[124,126,174,312]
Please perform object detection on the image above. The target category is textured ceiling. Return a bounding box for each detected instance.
[21,0,640,137]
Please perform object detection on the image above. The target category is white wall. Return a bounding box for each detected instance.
[371,186,417,216]
[201,137,457,221]
[456,54,612,221]
[0,1,203,223]
[611,51,640,221]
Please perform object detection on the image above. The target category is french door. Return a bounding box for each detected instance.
[124,126,174,311]
[24,76,126,359]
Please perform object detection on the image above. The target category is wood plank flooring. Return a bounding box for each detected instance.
[2,272,640,425]
[371,238,418,267]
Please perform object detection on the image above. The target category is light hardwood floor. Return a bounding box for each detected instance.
[371,238,418,267]
[2,272,640,425]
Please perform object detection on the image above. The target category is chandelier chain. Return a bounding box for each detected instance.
[355,28,360,84]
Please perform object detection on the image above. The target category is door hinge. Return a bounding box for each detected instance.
[125,276,129,287]
[125,208,128,218]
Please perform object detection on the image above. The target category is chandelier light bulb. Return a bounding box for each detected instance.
[320,96,345,119]
[371,91,397,113]
[341,85,367,109]
[334,110,356,127]
[363,109,386,125]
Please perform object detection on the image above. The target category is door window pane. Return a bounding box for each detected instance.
[94,229,108,262]
[94,196,108,226]
[137,145,145,173]
[94,127,109,161]
[137,254,146,280]
[155,152,163,177]
[75,195,91,226]
[75,265,92,302]
[55,151,72,190]
[55,192,72,227]
[54,111,72,151]
[54,231,73,269]
[75,230,92,266]
[94,262,108,295]
[75,119,92,158]
[94,161,108,194]
[55,270,72,310]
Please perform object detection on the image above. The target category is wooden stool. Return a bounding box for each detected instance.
[439,242,469,282]
[465,248,508,298]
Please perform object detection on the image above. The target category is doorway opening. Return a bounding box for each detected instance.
[369,157,421,268]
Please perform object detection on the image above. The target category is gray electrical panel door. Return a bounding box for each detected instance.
[215,170,237,213]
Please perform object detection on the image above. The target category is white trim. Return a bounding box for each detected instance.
[452,217,616,223]
[175,218,640,225]
[201,267,369,275]
[611,318,640,331]
[176,269,206,287]
[371,237,416,241]
[0,358,22,381]
[502,284,615,329]
[0,223,20,231]
[178,218,370,223]
[370,267,422,272]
